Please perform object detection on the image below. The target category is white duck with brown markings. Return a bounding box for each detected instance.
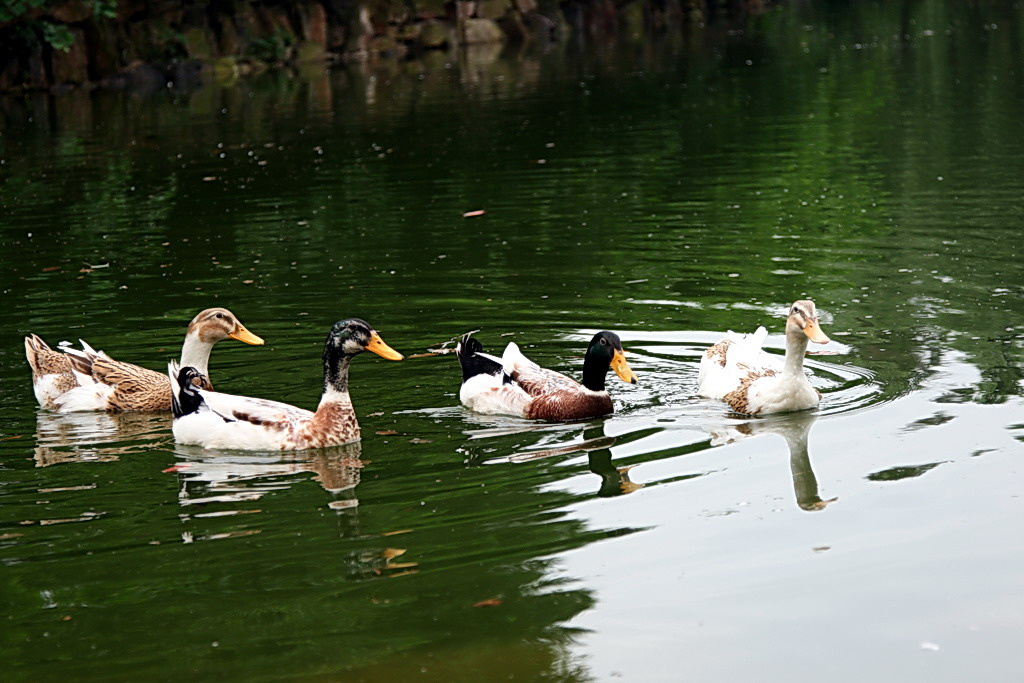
[169,318,403,451]
[698,300,831,416]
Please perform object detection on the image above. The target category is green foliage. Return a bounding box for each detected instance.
[248,30,295,63]
[0,0,48,23]
[39,19,72,50]
[1,0,116,53]
[89,0,116,19]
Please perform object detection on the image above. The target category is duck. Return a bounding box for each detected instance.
[697,299,830,415]
[24,335,80,410]
[168,318,403,451]
[456,331,638,421]
[26,308,264,412]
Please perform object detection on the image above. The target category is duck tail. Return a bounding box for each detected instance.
[456,334,504,382]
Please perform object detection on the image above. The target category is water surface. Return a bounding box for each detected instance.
[2,1,1024,680]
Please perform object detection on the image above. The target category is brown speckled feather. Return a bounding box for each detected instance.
[24,335,79,407]
[79,355,214,413]
[723,367,779,415]
[291,402,361,449]
[25,335,72,378]
[705,339,733,368]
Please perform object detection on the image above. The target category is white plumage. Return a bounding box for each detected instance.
[697,300,830,416]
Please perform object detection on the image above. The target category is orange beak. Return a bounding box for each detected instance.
[803,318,830,344]
[366,332,404,361]
[229,323,265,346]
[611,349,639,385]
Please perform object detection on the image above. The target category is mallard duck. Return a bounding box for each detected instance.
[697,300,830,415]
[456,331,638,421]
[28,308,264,413]
[169,318,403,451]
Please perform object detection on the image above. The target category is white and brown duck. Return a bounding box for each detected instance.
[25,307,263,412]
[169,318,403,451]
[697,300,830,415]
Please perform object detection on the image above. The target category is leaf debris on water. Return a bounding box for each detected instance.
[473,598,503,608]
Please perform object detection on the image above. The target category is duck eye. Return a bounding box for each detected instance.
[215,313,223,319]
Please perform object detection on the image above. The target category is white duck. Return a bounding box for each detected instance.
[169,318,403,451]
[697,300,830,415]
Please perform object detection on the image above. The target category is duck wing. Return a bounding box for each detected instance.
[501,342,582,397]
[698,326,778,399]
[197,389,315,429]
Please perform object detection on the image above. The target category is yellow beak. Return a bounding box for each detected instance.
[803,319,830,344]
[366,332,404,361]
[229,324,265,346]
[611,349,639,385]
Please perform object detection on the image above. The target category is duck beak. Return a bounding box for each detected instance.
[803,318,830,344]
[367,332,404,361]
[611,349,639,385]
[229,323,265,346]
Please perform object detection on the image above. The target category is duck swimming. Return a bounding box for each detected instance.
[26,308,263,412]
[697,300,830,415]
[169,318,402,451]
[457,331,638,421]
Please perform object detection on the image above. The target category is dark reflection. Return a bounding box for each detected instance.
[867,462,945,482]
[708,412,837,512]
[587,449,643,497]
[32,411,169,467]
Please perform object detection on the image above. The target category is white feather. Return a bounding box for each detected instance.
[54,383,116,412]
[32,374,66,407]
[697,326,774,399]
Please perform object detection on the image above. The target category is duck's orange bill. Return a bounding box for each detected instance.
[803,319,830,344]
[611,349,639,385]
[367,332,404,361]
[229,324,265,346]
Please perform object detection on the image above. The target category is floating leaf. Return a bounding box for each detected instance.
[473,598,503,608]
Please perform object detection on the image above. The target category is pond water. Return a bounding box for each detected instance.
[2,1,1024,680]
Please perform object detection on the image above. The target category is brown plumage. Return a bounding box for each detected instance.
[524,389,614,421]
[33,307,263,413]
[705,338,733,368]
[723,366,779,415]
[24,335,78,409]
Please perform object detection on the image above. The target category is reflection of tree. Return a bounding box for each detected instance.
[708,411,837,511]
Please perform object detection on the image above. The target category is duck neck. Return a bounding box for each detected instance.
[179,333,213,375]
[581,354,608,392]
[782,329,809,379]
[322,349,353,399]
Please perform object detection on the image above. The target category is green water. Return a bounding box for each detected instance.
[2,1,1024,680]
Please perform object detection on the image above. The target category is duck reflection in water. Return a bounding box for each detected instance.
[706,411,837,511]
[170,442,365,509]
[33,410,169,467]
